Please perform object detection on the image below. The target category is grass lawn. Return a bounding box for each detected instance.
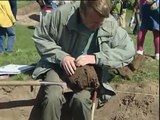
[1,25,39,66]
[0,9,159,81]
[0,25,39,80]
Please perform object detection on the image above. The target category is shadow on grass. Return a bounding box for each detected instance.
[28,26,36,29]
[29,14,40,22]
[144,54,155,59]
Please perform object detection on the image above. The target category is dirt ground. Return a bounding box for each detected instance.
[0,80,159,120]
[16,2,40,26]
[0,2,159,120]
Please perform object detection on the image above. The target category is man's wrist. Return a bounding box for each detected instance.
[88,55,96,64]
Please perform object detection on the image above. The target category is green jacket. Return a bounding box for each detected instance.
[32,2,135,96]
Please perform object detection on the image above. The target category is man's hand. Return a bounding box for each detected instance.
[75,55,96,67]
[62,55,76,76]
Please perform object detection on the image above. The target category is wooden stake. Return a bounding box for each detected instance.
[0,80,72,93]
[91,90,97,120]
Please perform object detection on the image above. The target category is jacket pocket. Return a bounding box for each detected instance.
[99,36,119,50]
[32,65,51,79]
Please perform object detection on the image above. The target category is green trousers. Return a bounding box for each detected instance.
[41,69,92,120]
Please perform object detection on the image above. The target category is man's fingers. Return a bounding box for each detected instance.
[71,61,77,71]
[63,63,70,75]
[75,61,84,67]
[68,64,75,75]
[64,61,76,76]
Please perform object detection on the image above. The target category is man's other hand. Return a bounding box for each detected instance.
[75,55,96,67]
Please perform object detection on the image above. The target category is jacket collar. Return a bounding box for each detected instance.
[66,7,116,37]
[66,8,81,31]
[66,8,93,36]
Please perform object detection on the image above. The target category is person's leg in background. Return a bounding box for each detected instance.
[133,12,141,35]
[137,29,148,55]
[153,29,159,60]
[128,12,135,27]
[70,89,92,120]
[0,27,6,53]
[119,9,126,28]
[133,12,138,35]
[9,0,17,19]
[6,27,15,52]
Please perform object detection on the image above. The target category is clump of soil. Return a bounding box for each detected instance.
[95,81,159,120]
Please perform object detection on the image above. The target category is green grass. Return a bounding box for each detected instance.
[0,25,39,80]
[0,25,39,66]
[0,8,159,81]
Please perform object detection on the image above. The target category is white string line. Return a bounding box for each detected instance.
[116,90,159,97]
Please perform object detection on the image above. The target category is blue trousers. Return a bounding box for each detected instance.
[9,0,17,19]
[0,27,15,52]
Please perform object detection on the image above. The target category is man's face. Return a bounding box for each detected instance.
[80,7,105,31]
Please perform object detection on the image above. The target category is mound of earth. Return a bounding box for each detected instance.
[0,80,159,120]
[16,1,40,26]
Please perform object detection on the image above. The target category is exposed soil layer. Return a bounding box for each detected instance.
[0,81,159,120]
